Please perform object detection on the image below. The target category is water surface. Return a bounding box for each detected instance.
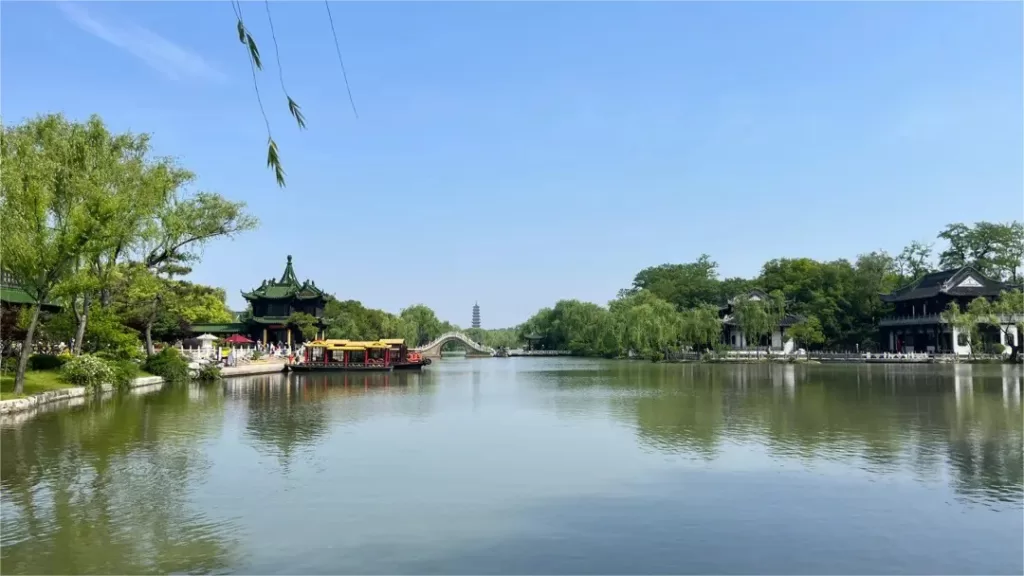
[2,360,1022,574]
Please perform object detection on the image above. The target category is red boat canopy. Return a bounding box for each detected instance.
[223,334,254,344]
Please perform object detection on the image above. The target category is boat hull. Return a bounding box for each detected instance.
[393,358,432,370]
[289,363,393,372]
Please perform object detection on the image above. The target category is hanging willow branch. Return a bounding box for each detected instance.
[323,0,359,119]
[232,0,285,186]
[265,0,306,130]
[232,0,358,187]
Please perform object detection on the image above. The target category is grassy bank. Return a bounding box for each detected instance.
[0,370,75,400]
[0,368,158,400]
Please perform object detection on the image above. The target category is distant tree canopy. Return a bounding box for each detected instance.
[511,220,1023,357]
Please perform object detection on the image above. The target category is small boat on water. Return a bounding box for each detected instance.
[289,338,431,372]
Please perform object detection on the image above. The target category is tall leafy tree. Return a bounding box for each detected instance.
[399,304,443,346]
[937,221,1024,281]
[787,316,826,350]
[679,304,723,351]
[895,241,934,281]
[0,114,144,393]
[629,254,722,310]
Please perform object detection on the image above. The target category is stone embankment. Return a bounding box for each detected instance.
[0,361,287,416]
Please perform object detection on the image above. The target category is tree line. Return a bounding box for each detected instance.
[514,222,1023,359]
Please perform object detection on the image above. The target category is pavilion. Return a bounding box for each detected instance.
[190,255,328,347]
[878,266,1020,354]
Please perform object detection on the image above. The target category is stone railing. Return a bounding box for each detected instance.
[879,313,1024,327]
[413,332,494,354]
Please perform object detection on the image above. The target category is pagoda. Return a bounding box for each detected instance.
[191,255,328,347]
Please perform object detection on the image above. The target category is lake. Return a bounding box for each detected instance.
[1,360,1022,574]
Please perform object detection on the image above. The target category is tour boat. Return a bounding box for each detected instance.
[290,340,394,372]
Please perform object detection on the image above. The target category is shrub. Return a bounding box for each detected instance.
[251,349,263,361]
[61,354,115,391]
[983,342,1006,355]
[28,353,67,371]
[195,363,222,382]
[1,357,17,375]
[109,360,141,390]
[143,347,190,382]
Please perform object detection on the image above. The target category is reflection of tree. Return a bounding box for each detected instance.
[633,366,727,459]
[240,371,434,466]
[944,390,1024,503]
[0,384,237,574]
[570,362,1022,503]
[243,377,331,468]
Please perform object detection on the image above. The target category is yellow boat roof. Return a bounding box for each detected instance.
[308,339,349,348]
[379,338,405,345]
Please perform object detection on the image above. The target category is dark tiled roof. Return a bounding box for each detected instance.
[241,255,327,302]
[880,266,1018,302]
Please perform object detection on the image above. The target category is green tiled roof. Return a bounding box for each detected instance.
[250,316,291,325]
[190,322,247,334]
[241,255,327,302]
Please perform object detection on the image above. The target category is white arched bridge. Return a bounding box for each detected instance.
[413,331,495,358]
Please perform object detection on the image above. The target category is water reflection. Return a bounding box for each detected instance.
[0,362,1020,575]
[546,362,1023,505]
[0,384,239,574]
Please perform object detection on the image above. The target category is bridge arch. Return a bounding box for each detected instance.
[414,332,494,358]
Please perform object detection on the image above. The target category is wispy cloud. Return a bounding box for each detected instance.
[58,2,225,82]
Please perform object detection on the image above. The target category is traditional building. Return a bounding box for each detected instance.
[719,290,804,351]
[472,302,481,329]
[879,266,1020,354]
[190,255,328,347]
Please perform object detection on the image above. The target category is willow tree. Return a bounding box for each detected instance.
[680,304,723,352]
[0,114,152,393]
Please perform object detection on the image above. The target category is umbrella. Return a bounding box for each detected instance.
[196,333,218,341]
[224,334,254,344]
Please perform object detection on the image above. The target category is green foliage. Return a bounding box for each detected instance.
[286,312,320,342]
[1,357,18,375]
[107,360,141,390]
[679,304,723,350]
[984,342,1006,355]
[322,297,438,343]
[1,114,146,394]
[400,304,444,346]
[788,317,826,350]
[231,0,358,187]
[49,306,144,360]
[142,348,190,382]
[28,354,67,371]
[941,301,977,355]
[895,241,934,281]
[61,354,115,391]
[628,254,732,310]
[195,363,222,382]
[938,221,1024,282]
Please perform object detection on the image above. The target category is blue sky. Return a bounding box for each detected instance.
[2,1,1021,328]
